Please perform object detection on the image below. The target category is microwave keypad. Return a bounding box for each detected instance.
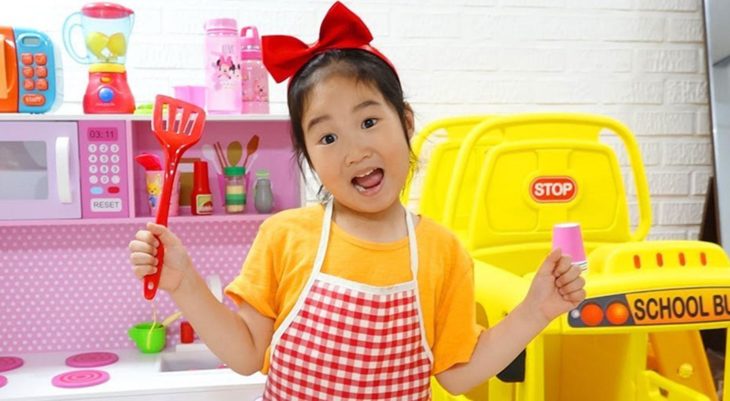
[20,52,48,107]
[78,122,128,218]
[87,143,122,191]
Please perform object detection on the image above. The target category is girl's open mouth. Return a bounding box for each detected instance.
[352,168,384,194]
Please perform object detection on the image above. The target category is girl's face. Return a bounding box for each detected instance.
[302,75,413,215]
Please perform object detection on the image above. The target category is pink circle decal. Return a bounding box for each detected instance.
[51,370,110,388]
[0,357,23,373]
[65,352,119,368]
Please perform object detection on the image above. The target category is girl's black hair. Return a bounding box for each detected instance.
[287,49,411,175]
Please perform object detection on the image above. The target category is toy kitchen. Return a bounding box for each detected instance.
[0,114,296,400]
[0,3,298,401]
[0,99,299,400]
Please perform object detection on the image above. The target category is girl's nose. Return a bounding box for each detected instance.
[345,137,372,166]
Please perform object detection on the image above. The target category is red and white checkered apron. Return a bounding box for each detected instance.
[262,200,433,400]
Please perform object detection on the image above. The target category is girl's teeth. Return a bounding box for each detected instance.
[357,169,375,178]
[352,168,384,192]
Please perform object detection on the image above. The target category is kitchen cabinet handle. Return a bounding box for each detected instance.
[56,136,72,203]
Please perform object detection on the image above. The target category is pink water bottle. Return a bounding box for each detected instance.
[240,26,269,114]
[204,18,241,114]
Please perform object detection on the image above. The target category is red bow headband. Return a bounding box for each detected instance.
[262,1,397,83]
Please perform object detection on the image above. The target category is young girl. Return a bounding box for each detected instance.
[128,2,586,399]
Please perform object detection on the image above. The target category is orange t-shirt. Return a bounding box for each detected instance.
[225,204,483,375]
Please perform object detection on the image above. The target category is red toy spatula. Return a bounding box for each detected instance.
[144,95,206,300]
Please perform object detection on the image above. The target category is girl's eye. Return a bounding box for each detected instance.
[361,118,377,129]
[320,134,337,145]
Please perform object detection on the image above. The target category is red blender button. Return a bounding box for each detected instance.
[22,67,34,78]
[23,79,35,91]
[21,53,33,65]
[35,66,48,78]
[34,53,47,65]
[36,79,48,91]
[23,94,45,106]
[108,186,120,194]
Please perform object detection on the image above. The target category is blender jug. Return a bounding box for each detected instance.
[62,3,135,113]
[63,3,133,65]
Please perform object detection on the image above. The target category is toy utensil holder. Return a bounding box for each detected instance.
[145,169,180,217]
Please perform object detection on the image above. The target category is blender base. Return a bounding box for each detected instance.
[83,70,135,114]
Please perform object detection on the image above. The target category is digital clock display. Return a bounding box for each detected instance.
[88,127,118,142]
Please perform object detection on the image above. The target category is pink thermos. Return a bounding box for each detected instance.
[204,18,241,114]
[239,26,269,114]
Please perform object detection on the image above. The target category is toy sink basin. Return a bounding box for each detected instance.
[159,347,228,372]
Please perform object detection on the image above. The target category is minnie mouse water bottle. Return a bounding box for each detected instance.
[204,18,241,114]
[240,26,269,114]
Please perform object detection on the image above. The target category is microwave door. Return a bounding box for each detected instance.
[0,33,7,100]
[0,122,81,220]
[0,28,19,112]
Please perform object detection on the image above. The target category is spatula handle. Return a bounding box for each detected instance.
[143,157,179,300]
[144,244,165,300]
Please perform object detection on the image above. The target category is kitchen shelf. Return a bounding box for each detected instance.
[0,113,289,121]
[0,116,301,222]
[0,213,273,227]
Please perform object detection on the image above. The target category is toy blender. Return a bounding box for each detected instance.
[63,3,135,113]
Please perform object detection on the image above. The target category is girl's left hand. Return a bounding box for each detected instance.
[524,248,586,324]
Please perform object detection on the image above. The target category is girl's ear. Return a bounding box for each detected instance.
[404,103,415,139]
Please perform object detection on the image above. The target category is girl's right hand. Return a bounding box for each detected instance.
[128,222,192,294]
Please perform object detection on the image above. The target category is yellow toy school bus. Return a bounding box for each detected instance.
[410,114,730,401]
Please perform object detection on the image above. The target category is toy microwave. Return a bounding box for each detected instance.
[0,26,62,113]
[0,120,130,220]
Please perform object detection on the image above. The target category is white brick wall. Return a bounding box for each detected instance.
[5,0,712,239]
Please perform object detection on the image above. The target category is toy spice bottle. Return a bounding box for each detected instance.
[224,166,246,214]
[180,321,195,344]
[191,160,213,215]
[254,169,273,213]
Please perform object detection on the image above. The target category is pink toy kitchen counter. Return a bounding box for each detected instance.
[1,348,265,400]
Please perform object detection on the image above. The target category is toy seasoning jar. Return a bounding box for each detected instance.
[224,166,246,213]
[191,160,213,215]
[254,169,273,213]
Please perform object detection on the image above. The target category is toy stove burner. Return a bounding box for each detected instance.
[65,352,119,368]
[0,375,7,388]
[0,356,23,373]
[51,369,110,388]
